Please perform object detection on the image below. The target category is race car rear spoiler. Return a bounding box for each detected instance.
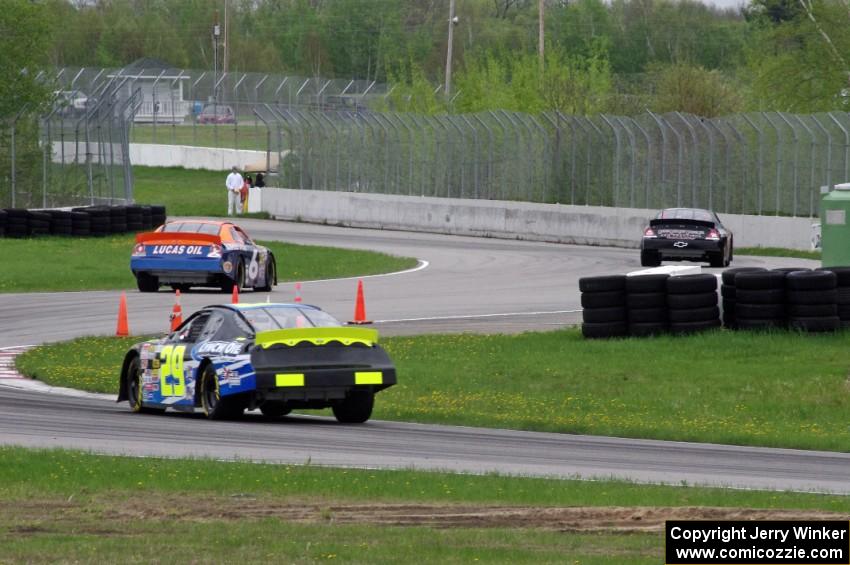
[255,327,379,348]
[136,232,222,245]
[649,218,715,229]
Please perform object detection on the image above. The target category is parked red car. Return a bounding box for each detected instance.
[197,104,236,124]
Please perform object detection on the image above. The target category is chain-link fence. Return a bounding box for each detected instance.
[49,66,389,151]
[254,108,850,218]
[2,73,141,209]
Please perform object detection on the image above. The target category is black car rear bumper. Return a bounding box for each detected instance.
[642,238,725,260]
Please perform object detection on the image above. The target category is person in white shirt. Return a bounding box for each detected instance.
[225,166,244,215]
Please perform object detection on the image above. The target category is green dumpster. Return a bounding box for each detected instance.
[821,183,850,267]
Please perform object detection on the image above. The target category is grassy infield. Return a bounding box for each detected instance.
[6,166,848,562]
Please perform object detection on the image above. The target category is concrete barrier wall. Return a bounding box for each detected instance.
[261,188,817,250]
[52,142,270,172]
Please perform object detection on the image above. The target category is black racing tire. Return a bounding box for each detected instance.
[837,288,850,305]
[136,273,159,293]
[785,270,836,291]
[627,307,667,324]
[200,364,244,420]
[332,390,375,424]
[666,292,717,309]
[720,284,736,299]
[628,322,668,337]
[734,288,784,304]
[255,257,276,292]
[817,266,850,286]
[668,306,720,324]
[721,267,766,286]
[786,289,838,305]
[126,356,165,414]
[838,304,850,319]
[666,274,717,294]
[640,250,661,267]
[669,319,722,335]
[579,275,627,294]
[221,261,245,293]
[708,251,724,269]
[580,291,625,309]
[735,318,785,331]
[788,316,840,333]
[259,401,292,419]
[735,303,785,319]
[722,298,736,312]
[787,303,838,317]
[734,270,785,291]
[625,274,669,293]
[626,292,666,309]
[581,321,628,339]
[772,267,809,277]
[582,307,627,324]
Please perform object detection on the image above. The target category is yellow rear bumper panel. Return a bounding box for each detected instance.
[256,327,378,348]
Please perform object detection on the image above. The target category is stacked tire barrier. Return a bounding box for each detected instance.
[719,267,766,329]
[819,267,850,329]
[580,273,721,338]
[580,275,628,339]
[625,274,669,337]
[785,270,840,332]
[0,205,166,239]
[731,270,786,330]
[666,274,721,334]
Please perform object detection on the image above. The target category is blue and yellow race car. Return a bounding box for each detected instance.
[130,220,276,293]
[117,303,397,423]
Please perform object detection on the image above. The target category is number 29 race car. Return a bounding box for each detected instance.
[117,303,397,423]
[130,220,276,293]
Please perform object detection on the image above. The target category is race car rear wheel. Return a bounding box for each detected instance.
[255,258,276,292]
[200,364,243,420]
[332,390,374,424]
[259,400,291,419]
[126,356,164,414]
[640,250,661,267]
[220,261,245,294]
[136,273,159,293]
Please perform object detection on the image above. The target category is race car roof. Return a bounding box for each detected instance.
[212,303,323,312]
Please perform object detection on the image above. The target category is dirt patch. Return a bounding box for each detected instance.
[97,496,850,532]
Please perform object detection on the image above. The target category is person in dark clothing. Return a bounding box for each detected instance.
[255,172,265,188]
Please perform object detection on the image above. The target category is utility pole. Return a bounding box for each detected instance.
[223,0,229,76]
[538,0,545,73]
[445,0,457,97]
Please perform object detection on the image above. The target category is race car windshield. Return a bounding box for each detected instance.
[161,222,221,235]
[658,209,713,222]
[241,307,341,332]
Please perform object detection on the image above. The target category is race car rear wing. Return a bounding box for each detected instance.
[254,327,379,348]
[649,218,715,229]
[136,232,222,245]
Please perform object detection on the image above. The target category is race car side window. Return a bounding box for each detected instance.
[198,312,225,342]
[229,228,245,244]
[178,312,211,343]
[234,227,253,244]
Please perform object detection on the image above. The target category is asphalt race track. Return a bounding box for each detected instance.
[2,219,846,493]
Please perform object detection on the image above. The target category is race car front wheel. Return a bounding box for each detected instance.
[332,390,374,424]
[126,356,164,414]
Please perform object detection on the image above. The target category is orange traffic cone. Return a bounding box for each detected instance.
[349,279,372,324]
[169,289,183,331]
[231,283,239,304]
[115,291,129,337]
[294,282,302,303]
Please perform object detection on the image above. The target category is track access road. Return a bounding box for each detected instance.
[2,219,842,494]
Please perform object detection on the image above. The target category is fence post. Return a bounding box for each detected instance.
[628,117,653,209]
[600,115,622,207]
[827,112,849,183]
[810,115,833,193]
[777,113,801,217]
[647,111,669,207]
[791,115,817,217]
[740,114,764,215]
[473,114,494,200]
[460,115,480,199]
[151,70,166,144]
[674,112,699,208]
[614,116,637,209]
[762,112,784,215]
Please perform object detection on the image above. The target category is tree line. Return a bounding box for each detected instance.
[4,0,850,121]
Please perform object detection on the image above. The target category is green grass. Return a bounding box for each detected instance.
[0,235,416,293]
[737,247,821,260]
[130,123,268,151]
[0,446,847,564]
[17,328,850,451]
[133,165,231,217]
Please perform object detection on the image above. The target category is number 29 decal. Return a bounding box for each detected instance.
[159,345,186,397]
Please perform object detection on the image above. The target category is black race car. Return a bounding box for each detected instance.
[640,208,733,268]
[117,303,396,423]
